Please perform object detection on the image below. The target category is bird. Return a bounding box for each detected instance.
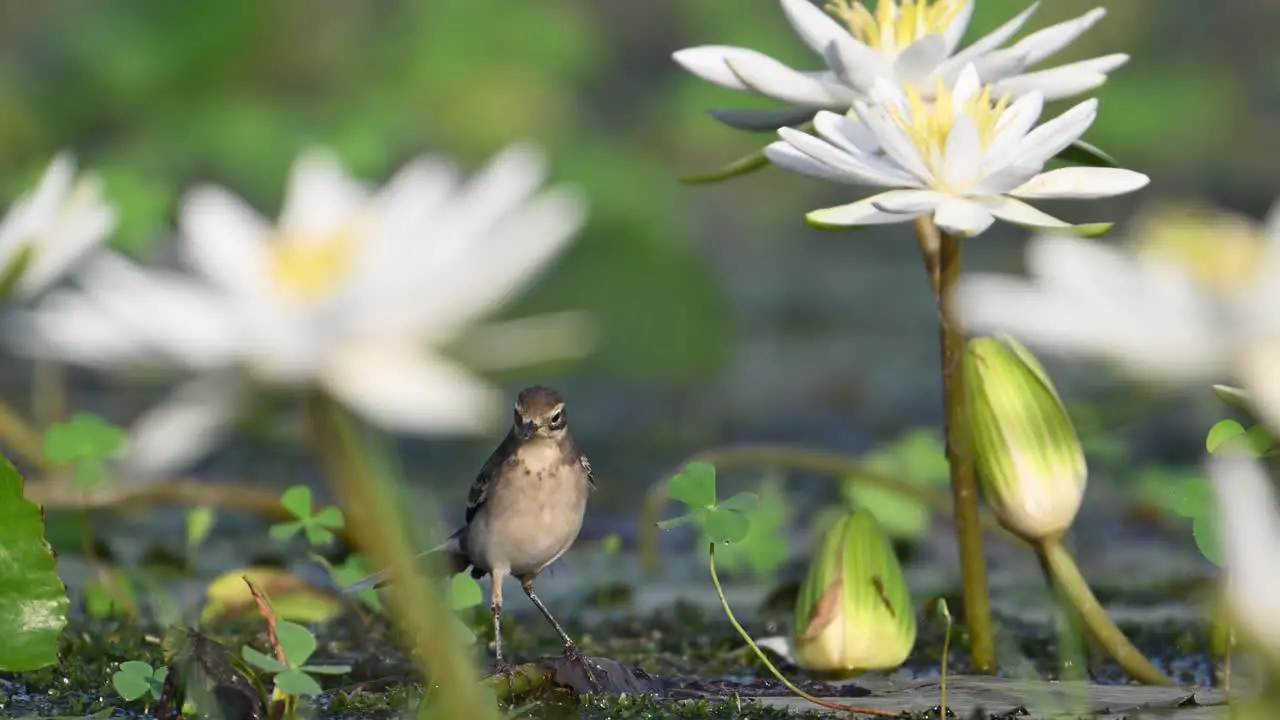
[348,385,597,678]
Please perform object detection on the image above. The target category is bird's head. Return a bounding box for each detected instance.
[513,385,568,441]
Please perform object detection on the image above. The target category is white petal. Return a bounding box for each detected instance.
[779,0,855,57]
[942,0,977,55]
[971,160,1042,196]
[1015,99,1098,168]
[854,102,934,185]
[822,36,889,94]
[123,373,247,481]
[1238,339,1280,435]
[942,115,983,188]
[933,198,995,237]
[777,126,915,187]
[806,192,927,228]
[673,45,775,90]
[1009,167,1150,200]
[969,48,1029,85]
[994,55,1128,102]
[870,189,947,214]
[765,142,857,184]
[1210,455,1280,655]
[951,64,983,107]
[982,92,1045,171]
[180,185,273,296]
[892,35,948,87]
[1010,7,1107,67]
[983,196,1075,230]
[17,176,118,298]
[812,111,880,155]
[322,343,503,434]
[725,54,858,106]
[279,148,368,240]
[941,2,1040,71]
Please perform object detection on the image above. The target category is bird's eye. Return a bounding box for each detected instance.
[549,411,564,426]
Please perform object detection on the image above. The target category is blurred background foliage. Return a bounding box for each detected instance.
[2,0,1278,500]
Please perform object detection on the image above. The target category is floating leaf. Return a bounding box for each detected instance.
[668,461,716,508]
[201,568,344,625]
[0,456,69,671]
[274,621,317,667]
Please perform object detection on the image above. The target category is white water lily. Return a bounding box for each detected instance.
[955,200,1280,430]
[673,0,1127,131]
[1210,454,1280,661]
[0,153,116,300]
[11,145,591,479]
[764,64,1148,237]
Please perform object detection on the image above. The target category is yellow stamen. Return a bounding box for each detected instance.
[826,0,969,55]
[1128,202,1267,294]
[885,78,1012,191]
[270,228,359,302]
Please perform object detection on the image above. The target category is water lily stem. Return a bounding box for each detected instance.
[915,216,996,674]
[304,392,497,719]
[706,543,899,717]
[1037,537,1172,685]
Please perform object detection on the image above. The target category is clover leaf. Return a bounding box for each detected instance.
[112,660,167,702]
[241,620,349,698]
[42,413,128,491]
[268,485,345,546]
[658,462,758,544]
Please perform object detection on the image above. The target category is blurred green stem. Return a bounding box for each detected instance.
[1037,537,1172,685]
[915,216,995,673]
[0,398,47,470]
[304,392,496,719]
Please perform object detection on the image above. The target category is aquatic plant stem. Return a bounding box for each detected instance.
[304,392,497,719]
[0,398,47,470]
[639,443,1025,571]
[707,543,899,717]
[915,216,995,674]
[1037,537,1172,685]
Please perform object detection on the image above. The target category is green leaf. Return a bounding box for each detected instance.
[451,613,478,646]
[112,664,152,701]
[0,456,69,671]
[299,663,350,675]
[72,460,108,492]
[1055,139,1120,168]
[311,506,345,529]
[1192,508,1223,567]
[656,512,700,531]
[241,646,286,673]
[601,533,622,555]
[717,491,761,513]
[710,477,790,578]
[701,507,750,545]
[275,620,317,666]
[42,413,128,467]
[273,668,324,697]
[1172,477,1213,519]
[1245,424,1275,455]
[268,521,304,541]
[668,461,717,508]
[186,505,216,553]
[450,572,483,611]
[302,523,336,547]
[1206,419,1247,454]
[327,555,383,613]
[279,485,314,519]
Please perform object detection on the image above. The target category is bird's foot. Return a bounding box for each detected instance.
[561,643,602,692]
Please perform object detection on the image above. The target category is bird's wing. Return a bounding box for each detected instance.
[465,429,518,525]
[580,452,596,490]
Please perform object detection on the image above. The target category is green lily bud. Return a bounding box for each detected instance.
[793,509,915,672]
[965,334,1086,542]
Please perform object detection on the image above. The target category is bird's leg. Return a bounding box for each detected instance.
[490,571,513,672]
[520,575,600,691]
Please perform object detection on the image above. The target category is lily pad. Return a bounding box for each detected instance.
[0,456,69,671]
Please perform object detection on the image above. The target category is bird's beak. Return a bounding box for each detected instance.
[517,421,537,440]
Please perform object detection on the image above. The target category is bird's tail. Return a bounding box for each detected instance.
[343,530,470,593]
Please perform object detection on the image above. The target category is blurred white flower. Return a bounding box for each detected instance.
[673,0,1126,131]
[764,64,1148,237]
[955,200,1280,430]
[1210,454,1280,660]
[0,153,116,300]
[12,145,591,479]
